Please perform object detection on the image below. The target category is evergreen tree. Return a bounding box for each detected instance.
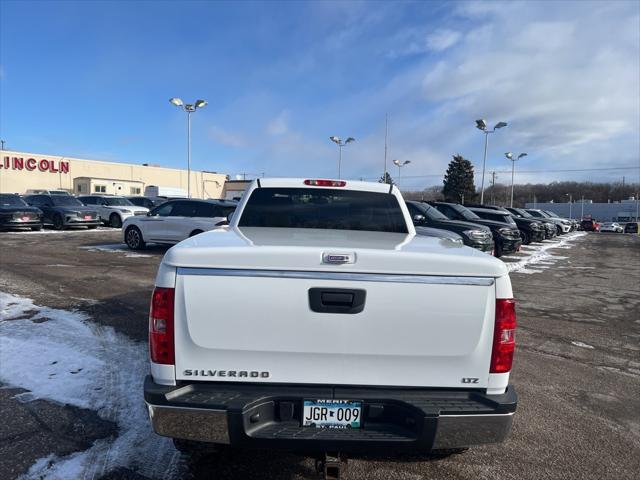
[442,154,476,203]
[379,172,394,184]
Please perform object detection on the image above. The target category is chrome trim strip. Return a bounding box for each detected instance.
[177,267,494,286]
[438,412,515,418]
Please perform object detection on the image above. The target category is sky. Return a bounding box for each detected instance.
[1,0,639,190]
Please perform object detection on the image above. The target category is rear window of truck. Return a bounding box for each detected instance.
[238,187,408,233]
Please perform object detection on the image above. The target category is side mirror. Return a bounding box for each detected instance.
[412,214,426,224]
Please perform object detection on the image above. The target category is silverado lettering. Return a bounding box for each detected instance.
[183,369,270,378]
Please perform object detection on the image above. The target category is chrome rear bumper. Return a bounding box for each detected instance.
[144,377,517,453]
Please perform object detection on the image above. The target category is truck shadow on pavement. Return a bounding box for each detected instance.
[181,447,458,480]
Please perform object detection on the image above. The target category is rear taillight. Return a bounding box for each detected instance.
[490,299,517,373]
[304,179,347,187]
[149,287,175,365]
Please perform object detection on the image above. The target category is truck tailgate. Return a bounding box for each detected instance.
[174,269,495,388]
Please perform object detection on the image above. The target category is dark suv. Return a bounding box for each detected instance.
[624,222,639,234]
[24,194,100,230]
[467,206,545,245]
[405,201,494,253]
[427,202,522,257]
[0,194,43,231]
[126,196,168,210]
[580,219,600,232]
[505,207,556,240]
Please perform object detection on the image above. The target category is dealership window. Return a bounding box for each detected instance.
[77,184,83,193]
[94,185,107,193]
[130,187,141,195]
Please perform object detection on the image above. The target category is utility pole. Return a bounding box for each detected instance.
[383,113,389,183]
[581,195,585,219]
[490,171,497,205]
[0,139,5,150]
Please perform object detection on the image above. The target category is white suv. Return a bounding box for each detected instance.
[123,198,237,249]
[78,195,149,228]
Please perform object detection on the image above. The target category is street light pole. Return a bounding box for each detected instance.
[476,119,508,204]
[481,133,489,201]
[505,152,527,207]
[187,110,192,198]
[566,193,573,219]
[392,159,411,187]
[329,136,355,179]
[169,98,208,198]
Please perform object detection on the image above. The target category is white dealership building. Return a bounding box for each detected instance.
[0,149,229,199]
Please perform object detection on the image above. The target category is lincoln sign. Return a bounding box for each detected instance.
[1,156,70,174]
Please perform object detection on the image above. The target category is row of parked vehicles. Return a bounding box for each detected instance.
[0,192,239,243]
[2,190,637,249]
[406,201,579,257]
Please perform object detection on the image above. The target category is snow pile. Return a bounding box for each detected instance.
[506,232,586,273]
[0,292,182,479]
[80,243,152,258]
[4,228,111,235]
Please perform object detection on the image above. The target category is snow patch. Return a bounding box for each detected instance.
[4,228,112,235]
[506,232,586,274]
[0,292,182,479]
[80,243,152,258]
[571,341,595,349]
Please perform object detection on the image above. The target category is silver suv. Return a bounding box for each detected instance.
[77,195,149,228]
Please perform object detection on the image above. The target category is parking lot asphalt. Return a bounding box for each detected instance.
[1,228,639,479]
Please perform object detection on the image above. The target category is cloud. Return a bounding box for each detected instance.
[425,29,462,52]
[386,28,462,58]
[266,110,290,136]
[208,126,246,148]
[418,3,639,170]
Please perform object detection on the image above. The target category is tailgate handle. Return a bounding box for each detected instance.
[309,288,366,314]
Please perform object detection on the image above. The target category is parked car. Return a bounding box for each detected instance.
[24,189,70,196]
[600,222,624,233]
[126,196,167,210]
[542,210,577,231]
[23,194,100,230]
[468,206,545,245]
[506,207,557,240]
[0,193,43,231]
[415,226,463,245]
[525,209,572,235]
[77,195,148,228]
[580,218,600,232]
[405,201,493,253]
[123,199,237,249]
[426,202,522,257]
[144,178,518,464]
[624,222,639,234]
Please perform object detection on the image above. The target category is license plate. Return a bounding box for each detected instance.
[84,215,92,220]
[302,399,362,429]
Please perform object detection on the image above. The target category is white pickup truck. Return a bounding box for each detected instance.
[144,178,517,468]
